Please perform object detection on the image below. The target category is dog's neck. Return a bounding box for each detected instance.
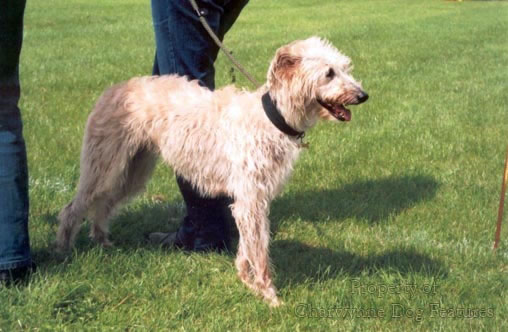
[262,92,305,140]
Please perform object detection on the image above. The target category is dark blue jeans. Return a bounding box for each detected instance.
[151,0,248,251]
[0,0,32,271]
[151,0,248,89]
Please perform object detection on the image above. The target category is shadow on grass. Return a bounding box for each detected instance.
[38,174,438,256]
[33,174,441,285]
[31,202,177,267]
[272,240,447,288]
[271,174,439,225]
[33,207,446,291]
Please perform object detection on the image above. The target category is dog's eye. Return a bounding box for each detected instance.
[326,68,335,79]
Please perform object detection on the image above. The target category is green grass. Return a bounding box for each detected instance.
[1,0,508,330]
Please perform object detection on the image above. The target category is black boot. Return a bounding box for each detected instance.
[148,176,234,252]
[0,262,35,286]
[176,176,233,252]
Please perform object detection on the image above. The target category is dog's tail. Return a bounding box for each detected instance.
[55,197,87,252]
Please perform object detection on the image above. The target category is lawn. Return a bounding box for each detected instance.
[1,0,507,330]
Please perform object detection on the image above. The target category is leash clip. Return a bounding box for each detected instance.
[297,133,309,149]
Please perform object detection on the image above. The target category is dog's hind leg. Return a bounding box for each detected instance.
[88,146,157,246]
[232,200,280,307]
[120,146,158,199]
[56,195,89,252]
[88,197,116,248]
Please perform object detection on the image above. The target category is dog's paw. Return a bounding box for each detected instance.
[268,297,283,308]
[260,286,281,307]
[53,240,70,255]
[99,239,114,248]
[90,229,113,248]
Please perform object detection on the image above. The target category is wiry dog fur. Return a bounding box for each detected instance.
[56,37,367,306]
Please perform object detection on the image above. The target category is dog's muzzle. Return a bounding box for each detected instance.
[318,90,368,122]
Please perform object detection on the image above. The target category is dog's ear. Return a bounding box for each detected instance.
[269,47,302,84]
[274,50,301,72]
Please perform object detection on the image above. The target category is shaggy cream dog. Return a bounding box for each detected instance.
[56,37,368,306]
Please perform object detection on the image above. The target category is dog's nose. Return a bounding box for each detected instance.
[357,91,369,104]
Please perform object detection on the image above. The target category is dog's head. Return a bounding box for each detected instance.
[267,37,368,131]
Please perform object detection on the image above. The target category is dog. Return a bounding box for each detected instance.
[56,37,368,306]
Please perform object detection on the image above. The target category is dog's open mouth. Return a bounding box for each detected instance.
[317,99,351,122]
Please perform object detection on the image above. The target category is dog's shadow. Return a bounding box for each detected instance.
[46,174,438,251]
[271,240,447,288]
[268,174,444,285]
[271,174,439,226]
[34,202,175,264]
[35,174,443,284]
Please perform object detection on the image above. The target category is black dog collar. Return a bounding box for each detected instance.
[261,92,305,139]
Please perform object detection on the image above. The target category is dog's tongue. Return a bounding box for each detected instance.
[335,105,351,122]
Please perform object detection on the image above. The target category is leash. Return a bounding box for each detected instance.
[188,0,261,88]
[189,0,308,148]
[494,145,508,251]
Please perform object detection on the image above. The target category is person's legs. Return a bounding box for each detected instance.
[151,0,249,88]
[151,0,223,88]
[0,0,33,283]
[218,0,249,41]
[175,177,232,251]
[150,0,246,252]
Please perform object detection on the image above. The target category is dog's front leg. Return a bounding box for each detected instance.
[231,200,280,307]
